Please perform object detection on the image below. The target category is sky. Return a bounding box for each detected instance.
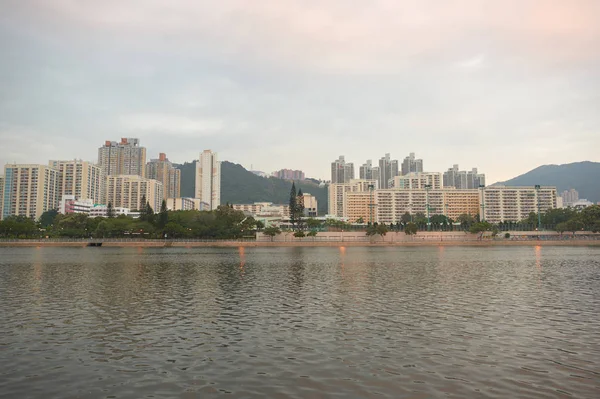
[1,0,599,184]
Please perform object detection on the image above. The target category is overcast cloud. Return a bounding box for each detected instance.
[1,0,599,183]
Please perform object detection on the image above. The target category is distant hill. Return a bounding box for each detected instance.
[494,161,600,202]
[176,161,328,215]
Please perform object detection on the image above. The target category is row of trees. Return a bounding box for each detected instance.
[0,201,263,239]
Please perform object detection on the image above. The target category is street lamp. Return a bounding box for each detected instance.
[479,184,486,222]
[535,185,541,231]
[425,184,432,231]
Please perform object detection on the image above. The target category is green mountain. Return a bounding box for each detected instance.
[494,161,600,202]
[176,161,328,214]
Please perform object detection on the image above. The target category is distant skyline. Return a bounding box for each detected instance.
[1,1,599,184]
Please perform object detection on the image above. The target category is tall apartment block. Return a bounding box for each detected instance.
[48,160,104,204]
[98,138,147,177]
[378,153,399,189]
[443,165,485,189]
[560,189,579,206]
[272,169,305,180]
[359,160,373,180]
[401,152,423,175]
[480,186,557,223]
[0,175,4,220]
[330,156,354,184]
[146,153,181,199]
[195,150,221,210]
[1,164,60,220]
[105,175,164,212]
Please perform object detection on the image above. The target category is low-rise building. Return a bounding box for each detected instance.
[89,204,139,218]
[166,197,209,211]
[232,202,290,217]
[59,195,95,214]
[299,193,318,217]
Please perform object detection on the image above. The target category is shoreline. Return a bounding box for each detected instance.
[1,240,599,248]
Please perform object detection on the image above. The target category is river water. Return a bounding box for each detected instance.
[0,246,599,398]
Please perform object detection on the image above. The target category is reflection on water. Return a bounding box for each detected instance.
[1,246,599,398]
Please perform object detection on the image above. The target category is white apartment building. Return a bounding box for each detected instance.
[328,179,377,217]
[49,160,104,204]
[232,202,290,218]
[299,193,318,217]
[105,175,164,213]
[166,197,209,211]
[89,204,139,218]
[391,172,442,190]
[2,164,60,220]
[480,186,557,223]
[375,189,480,224]
[195,150,221,210]
[59,195,95,214]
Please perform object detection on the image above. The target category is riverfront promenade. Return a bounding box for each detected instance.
[1,235,599,248]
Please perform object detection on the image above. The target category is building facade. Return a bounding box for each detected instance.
[375,188,480,224]
[443,165,486,189]
[391,172,442,190]
[272,169,305,180]
[401,152,423,175]
[0,175,4,220]
[2,164,60,220]
[328,179,377,217]
[299,193,318,217]
[146,153,181,199]
[166,197,209,211]
[480,186,557,223]
[330,156,354,184]
[343,191,374,224]
[359,160,373,180]
[232,202,290,218]
[49,160,104,204]
[105,175,164,213]
[98,138,147,178]
[560,189,579,206]
[59,196,96,214]
[195,150,221,210]
[378,153,399,189]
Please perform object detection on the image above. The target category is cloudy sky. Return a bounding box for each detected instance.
[1,0,599,183]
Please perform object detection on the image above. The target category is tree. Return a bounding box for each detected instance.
[401,212,412,224]
[306,218,322,229]
[564,219,584,234]
[376,224,389,238]
[356,217,365,224]
[106,202,115,218]
[263,226,282,241]
[289,183,298,229]
[39,209,59,228]
[307,230,318,240]
[139,195,147,212]
[158,200,168,229]
[457,214,475,230]
[404,222,418,235]
[469,221,492,234]
[295,188,305,229]
[293,231,306,238]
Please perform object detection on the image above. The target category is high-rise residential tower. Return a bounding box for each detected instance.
[2,164,60,220]
[331,156,354,184]
[98,138,147,177]
[48,160,104,204]
[443,165,485,189]
[401,152,423,175]
[0,175,4,220]
[359,160,373,180]
[146,153,181,199]
[378,153,399,189]
[195,150,221,210]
